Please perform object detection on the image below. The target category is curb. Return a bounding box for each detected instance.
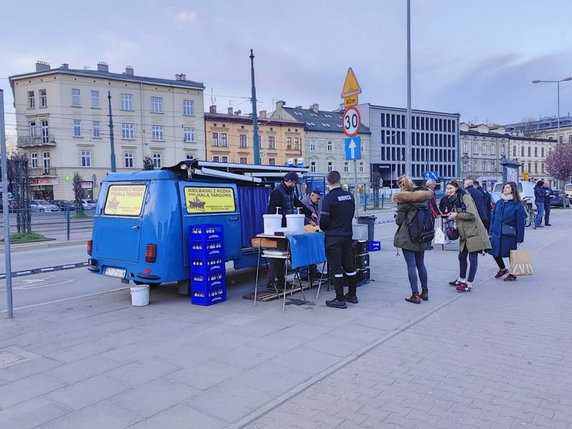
[0,239,87,253]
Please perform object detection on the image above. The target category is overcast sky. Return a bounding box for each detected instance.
[2,0,572,135]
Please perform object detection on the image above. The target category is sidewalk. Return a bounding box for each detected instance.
[0,210,570,428]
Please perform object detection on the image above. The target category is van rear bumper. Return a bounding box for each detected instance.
[88,258,161,281]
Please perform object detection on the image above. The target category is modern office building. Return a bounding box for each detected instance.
[9,61,205,199]
[204,106,305,166]
[270,102,371,186]
[357,104,460,186]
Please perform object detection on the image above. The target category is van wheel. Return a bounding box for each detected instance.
[177,279,190,295]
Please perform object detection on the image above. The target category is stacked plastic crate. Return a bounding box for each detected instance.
[353,240,370,286]
[189,224,226,305]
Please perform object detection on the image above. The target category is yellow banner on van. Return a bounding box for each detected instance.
[184,187,236,213]
[104,184,146,216]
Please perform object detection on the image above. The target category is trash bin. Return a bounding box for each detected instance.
[357,215,376,242]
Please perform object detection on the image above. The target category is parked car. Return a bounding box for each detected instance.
[0,199,17,213]
[565,183,572,203]
[549,190,570,208]
[82,199,97,210]
[30,199,59,212]
[49,200,76,211]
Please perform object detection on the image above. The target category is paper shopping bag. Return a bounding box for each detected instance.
[434,227,445,245]
[509,249,533,276]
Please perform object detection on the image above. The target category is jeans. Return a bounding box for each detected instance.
[402,249,427,293]
[535,202,545,226]
[459,247,478,282]
[544,203,551,225]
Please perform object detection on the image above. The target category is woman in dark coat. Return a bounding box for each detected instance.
[393,175,434,304]
[489,182,526,281]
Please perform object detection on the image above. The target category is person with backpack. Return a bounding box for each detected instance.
[445,180,491,292]
[393,175,434,304]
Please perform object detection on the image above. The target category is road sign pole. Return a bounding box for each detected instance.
[354,159,359,218]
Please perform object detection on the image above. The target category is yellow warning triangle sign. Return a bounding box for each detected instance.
[341,67,362,98]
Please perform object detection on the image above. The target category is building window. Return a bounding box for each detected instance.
[269,158,276,165]
[151,96,163,113]
[72,89,80,107]
[29,121,36,137]
[344,162,349,173]
[327,141,333,152]
[73,120,81,137]
[41,120,49,143]
[528,147,531,157]
[513,146,516,157]
[39,89,47,107]
[239,134,247,148]
[81,150,91,167]
[521,147,524,157]
[42,152,50,174]
[212,132,219,146]
[184,127,195,142]
[183,100,193,115]
[93,121,100,137]
[268,136,276,149]
[287,137,292,150]
[221,156,228,163]
[121,93,133,110]
[541,147,545,157]
[294,137,300,150]
[239,157,247,164]
[124,152,134,168]
[327,161,333,172]
[27,91,35,108]
[310,142,316,151]
[31,153,38,168]
[213,156,220,162]
[220,133,227,147]
[534,147,538,157]
[310,161,316,173]
[153,153,162,168]
[91,90,100,108]
[152,125,164,140]
[359,161,364,173]
[122,123,134,139]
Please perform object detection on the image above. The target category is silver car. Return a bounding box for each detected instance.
[30,199,59,212]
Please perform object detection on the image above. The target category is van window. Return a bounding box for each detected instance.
[565,184,572,191]
[104,184,146,216]
[493,183,504,193]
[184,186,236,213]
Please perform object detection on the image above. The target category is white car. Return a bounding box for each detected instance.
[30,200,59,212]
[82,199,97,210]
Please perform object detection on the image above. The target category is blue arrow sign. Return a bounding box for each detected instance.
[424,171,438,180]
[344,136,361,161]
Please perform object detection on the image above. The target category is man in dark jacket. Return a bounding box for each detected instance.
[534,180,545,228]
[320,171,357,309]
[473,180,492,229]
[464,179,489,230]
[543,183,553,226]
[266,172,316,290]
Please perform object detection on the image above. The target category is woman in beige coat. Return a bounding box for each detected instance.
[445,180,491,292]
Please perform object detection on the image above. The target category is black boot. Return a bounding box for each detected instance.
[326,276,347,309]
[343,273,359,304]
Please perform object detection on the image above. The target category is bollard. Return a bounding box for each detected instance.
[66,206,70,240]
[381,194,385,209]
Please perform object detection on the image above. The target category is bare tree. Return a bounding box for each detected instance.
[8,153,31,233]
[545,143,572,186]
[73,172,86,214]
[143,156,154,170]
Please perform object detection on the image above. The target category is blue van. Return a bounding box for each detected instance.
[87,160,307,288]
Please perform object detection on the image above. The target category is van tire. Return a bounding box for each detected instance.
[177,280,190,295]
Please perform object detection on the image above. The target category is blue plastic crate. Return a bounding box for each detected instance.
[190,256,225,274]
[189,224,224,242]
[191,286,226,306]
[189,239,225,258]
[369,241,381,251]
[190,269,226,289]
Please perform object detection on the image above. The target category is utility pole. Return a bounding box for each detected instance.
[405,0,412,178]
[107,91,117,172]
[250,49,261,165]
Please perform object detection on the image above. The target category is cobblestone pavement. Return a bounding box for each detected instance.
[249,224,572,428]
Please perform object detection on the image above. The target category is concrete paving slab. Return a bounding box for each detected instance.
[0,374,65,408]
[129,403,226,429]
[0,397,70,429]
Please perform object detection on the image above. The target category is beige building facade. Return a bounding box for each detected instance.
[9,62,205,200]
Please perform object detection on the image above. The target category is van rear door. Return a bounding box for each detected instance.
[94,183,147,263]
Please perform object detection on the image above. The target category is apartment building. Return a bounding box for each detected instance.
[505,116,572,144]
[9,61,205,200]
[204,106,304,166]
[270,102,371,186]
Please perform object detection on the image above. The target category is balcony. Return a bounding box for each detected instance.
[17,135,56,148]
[29,167,58,177]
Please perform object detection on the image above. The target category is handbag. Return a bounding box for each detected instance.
[509,248,533,276]
[434,227,445,245]
[445,222,459,240]
[501,224,517,237]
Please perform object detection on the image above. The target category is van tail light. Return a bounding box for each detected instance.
[145,244,157,263]
[87,240,93,256]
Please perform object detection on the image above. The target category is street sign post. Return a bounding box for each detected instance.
[345,137,361,161]
[342,106,361,137]
[341,67,362,99]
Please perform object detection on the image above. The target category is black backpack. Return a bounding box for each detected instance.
[408,206,435,243]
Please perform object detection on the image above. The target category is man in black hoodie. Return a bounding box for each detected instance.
[320,171,357,309]
[464,179,489,230]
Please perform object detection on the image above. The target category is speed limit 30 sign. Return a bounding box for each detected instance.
[342,106,361,137]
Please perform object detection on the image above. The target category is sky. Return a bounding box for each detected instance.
[2,0,572,136]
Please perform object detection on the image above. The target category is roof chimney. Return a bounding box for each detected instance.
[97,62,109,72]
[259,110,267,119]
[310,103,319,113]
[124,66,134,75]
[61,63,69,69]
[176,73,187,81]
[35,61,50,72]
[209,105,217,114]
[275,100,285,110]
[227,107,233,115]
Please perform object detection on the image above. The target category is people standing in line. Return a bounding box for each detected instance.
[464,179,490,231]
[320,171,357,309]
[473,180,492,228]
[267,172,316,290]
[445,180,491,292]
[393,175,434,304]
[300,189,323,280]
[489,182,526,282]
[542,183,553,226]
[533,180,546,228]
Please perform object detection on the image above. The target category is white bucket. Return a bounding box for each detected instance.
[263,214,282,235]
[130,285,150,306]
[286,214,305,235]
[352,224,368,241]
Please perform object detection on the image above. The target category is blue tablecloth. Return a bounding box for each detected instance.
[286,232,326,269]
